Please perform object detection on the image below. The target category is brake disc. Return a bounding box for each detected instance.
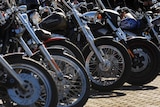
[7,73,41,105]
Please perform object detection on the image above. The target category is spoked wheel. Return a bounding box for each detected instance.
[1,55,58,107]
[83,38,131,92]
[32,48,90,107]
[127,39,160,85]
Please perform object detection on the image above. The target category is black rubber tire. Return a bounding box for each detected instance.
[127,39,160,85]
[4,55,58,107]
[32,48,90,107]
[83,38,131,92]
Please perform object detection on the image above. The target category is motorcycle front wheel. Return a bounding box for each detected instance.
[2,55,58,107]
[127,38,160,85]
[83,38,131,92]
[32,48,90,107]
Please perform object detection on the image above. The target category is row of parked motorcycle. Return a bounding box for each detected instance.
[0,0,159,106]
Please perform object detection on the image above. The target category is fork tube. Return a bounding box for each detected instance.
[145,15,160,44]
[73,9,104,63]
[0,55,25,88]
[97,0,106,9]
[17,13,63,78]
[62,0,104,63]
[82,25,104,63]
[18,36,33,56]
[151,27,160,44]
[106,18,127,41]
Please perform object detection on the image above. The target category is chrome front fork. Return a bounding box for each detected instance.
[0,55,26,89]
[72,8,105,63]
[17,12,63,80]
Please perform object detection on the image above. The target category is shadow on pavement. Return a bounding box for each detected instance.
[118,84,158,91]
[89,84,158,99]
[89,89,126,99]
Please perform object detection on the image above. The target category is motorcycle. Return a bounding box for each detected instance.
[26,5,86,64]
[43,0,132,92]
[0,52,58,107]
[0,0,90,107]
[117,3,160,48]
[76,0,160,85]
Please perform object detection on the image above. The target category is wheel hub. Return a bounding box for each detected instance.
[99,59,111,71]
[132,49,149,72]
[7,73,41,105]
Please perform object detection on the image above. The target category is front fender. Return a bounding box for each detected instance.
[82,36,113,51]
[43,36,67,45]
[3,53,24,62]
[31,47,65,60]
[94,36,113,42]
[126,37,159,52]
[127,36,148,41]
[127,36,149,44]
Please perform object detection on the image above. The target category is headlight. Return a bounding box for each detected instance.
[82,11,102,24]
[30,11,41,25]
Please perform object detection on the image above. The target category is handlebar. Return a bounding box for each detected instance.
[61,0,87,10]
[0,0,28,26]
[150,2,160,9]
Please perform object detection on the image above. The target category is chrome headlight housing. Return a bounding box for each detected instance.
[82,11,102,24]
[30,11,41,25]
